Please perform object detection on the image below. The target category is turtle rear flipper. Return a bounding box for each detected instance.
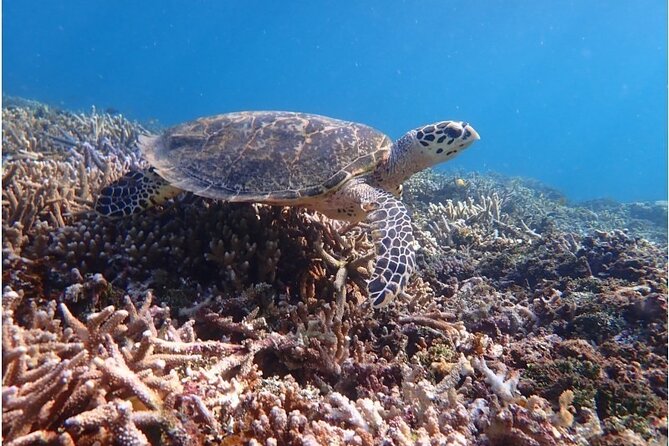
[95,168,181,217]
[361,186,416,308]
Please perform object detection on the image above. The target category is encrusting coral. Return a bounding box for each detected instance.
[2,99,667,445]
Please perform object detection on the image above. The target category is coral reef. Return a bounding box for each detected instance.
[405,170,668,247]
[2,101,146,243]
[2,284,268,445]
[2,99,667,445]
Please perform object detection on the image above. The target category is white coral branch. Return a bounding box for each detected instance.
[472,357,519,403]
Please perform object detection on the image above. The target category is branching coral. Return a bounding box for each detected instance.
[419,193,540,251]
[1,282,264,445]
[472,357,520,403]
[3,99,667,445]
[2,103,146,254]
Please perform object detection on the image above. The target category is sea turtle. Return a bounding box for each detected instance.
[95,111,479,307]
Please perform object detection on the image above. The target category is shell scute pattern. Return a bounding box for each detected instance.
[144,111,391,203]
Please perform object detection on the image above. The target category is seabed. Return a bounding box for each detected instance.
[2,98,667,445]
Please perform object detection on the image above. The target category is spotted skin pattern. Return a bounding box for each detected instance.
[95,112,480,307]
[95,168,181,217]
[415,120,474,150]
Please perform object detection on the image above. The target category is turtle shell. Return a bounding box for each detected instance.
[141,111,392,203]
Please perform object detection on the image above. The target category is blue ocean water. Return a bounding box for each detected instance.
[3,1,667,202]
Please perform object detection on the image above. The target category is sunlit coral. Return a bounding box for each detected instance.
[2,100,667,445]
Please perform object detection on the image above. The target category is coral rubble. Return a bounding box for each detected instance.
[2,99,667,445]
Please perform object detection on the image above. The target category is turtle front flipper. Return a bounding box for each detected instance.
[363,186,416,308]
[95,168,182,218]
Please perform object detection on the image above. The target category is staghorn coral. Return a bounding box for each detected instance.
[405,169,667,246]
[2,101,147,252]
[1,281,266,445]
[410,176,542,258]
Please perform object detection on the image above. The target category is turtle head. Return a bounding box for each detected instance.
[408,120,479,169]
[376,120,479,192]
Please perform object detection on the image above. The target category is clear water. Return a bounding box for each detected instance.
[3,0,667,202]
